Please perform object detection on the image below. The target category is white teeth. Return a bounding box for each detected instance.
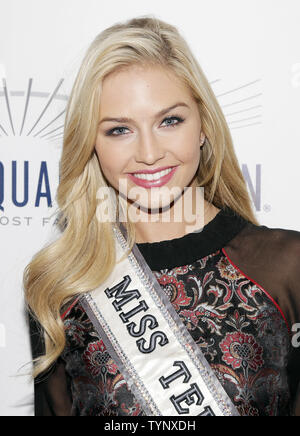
[133,167,173,181]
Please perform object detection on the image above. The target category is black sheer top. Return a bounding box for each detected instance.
[29,206,300,416]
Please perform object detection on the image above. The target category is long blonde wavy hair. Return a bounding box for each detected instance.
[23,15,260,378]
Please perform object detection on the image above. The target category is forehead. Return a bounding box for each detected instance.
[100,64,194,106]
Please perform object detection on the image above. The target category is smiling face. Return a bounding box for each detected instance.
[95,63,205,214]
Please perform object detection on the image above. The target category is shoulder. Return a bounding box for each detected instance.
[254,223,300,287]
[232,221,300,278]
[261,224,300,259]
[240,220,300,249]
[274,226,300,282]
[278,226,300,251]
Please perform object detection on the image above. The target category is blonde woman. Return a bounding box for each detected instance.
[24,16,300,416]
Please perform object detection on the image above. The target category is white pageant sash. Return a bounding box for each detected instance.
[80,224,239,416]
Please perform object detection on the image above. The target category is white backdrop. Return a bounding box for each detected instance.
[0,0,299,416]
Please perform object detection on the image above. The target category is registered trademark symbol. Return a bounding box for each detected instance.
[263,204,271,212]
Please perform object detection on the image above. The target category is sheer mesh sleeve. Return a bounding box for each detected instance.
[29,313,73,416]
[223,222,300,416]
[285,231,300,416]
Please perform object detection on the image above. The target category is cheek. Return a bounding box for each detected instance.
[94,142,122,183]
[172,129,201,162]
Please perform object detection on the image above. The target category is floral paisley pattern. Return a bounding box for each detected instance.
[61,249,292,416]
[219,332,264,371]
[82,340,118,377]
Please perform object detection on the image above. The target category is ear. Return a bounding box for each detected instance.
[200,132,206,146]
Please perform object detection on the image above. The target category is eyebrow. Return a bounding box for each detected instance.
[98,102,190,124]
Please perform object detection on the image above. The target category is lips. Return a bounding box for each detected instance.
[127,165,178,188]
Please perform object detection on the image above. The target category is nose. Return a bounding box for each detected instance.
[135,129,165,165]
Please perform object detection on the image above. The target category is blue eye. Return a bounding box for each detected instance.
[162,116,184,127]
[105,127,130,136]
[105,115,185,136]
